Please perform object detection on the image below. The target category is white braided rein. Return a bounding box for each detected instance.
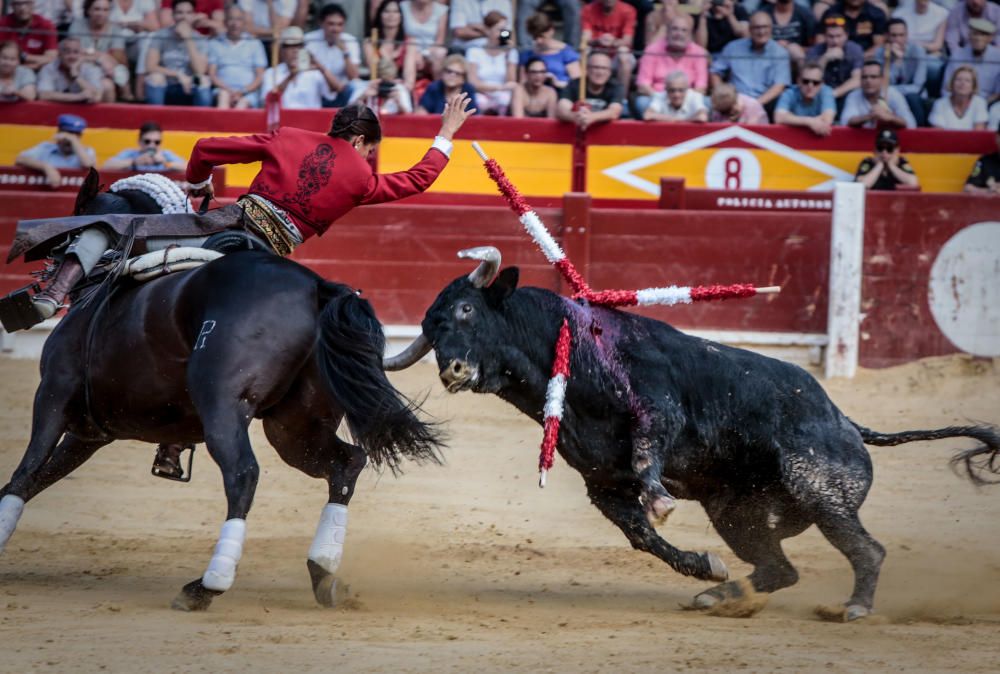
[109,174,194,214]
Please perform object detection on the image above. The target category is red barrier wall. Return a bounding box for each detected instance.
[860,192,999,368]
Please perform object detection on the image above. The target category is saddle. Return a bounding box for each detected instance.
[123,246,223,282]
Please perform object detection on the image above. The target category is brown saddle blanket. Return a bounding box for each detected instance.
[7,204,244,263]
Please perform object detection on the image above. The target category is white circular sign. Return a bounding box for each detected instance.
[928,221,1000,357]
[705,149,761,190]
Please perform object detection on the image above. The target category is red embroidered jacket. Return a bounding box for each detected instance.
[186,127,449,239]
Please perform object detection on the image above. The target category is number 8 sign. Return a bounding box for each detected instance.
[705,149,762,190]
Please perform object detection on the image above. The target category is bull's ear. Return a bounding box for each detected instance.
[485,267,519,306]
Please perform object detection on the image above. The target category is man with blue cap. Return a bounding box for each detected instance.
[15,114,96,188]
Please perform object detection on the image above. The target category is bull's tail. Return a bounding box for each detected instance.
[851,421,1000,486]
[314,282,444,473]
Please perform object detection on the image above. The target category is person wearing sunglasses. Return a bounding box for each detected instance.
[820,0,887,57]
[104,121,187,172]
[774,61,836,136]
[854,128,919,191]
[416,53,477,114]
[806,14,864,105]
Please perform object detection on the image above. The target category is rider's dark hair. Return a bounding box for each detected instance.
[329,104,382,144]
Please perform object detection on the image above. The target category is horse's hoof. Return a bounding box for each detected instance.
[690,590,720,609]
[171,579,221,612]
[705,552,729,582]
[307,559,350,608]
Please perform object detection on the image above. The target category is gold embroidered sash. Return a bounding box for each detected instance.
[237,195,299,257]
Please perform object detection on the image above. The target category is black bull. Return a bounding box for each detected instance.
[385,247,1000,620]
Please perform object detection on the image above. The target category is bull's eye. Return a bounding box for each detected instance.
[455,302,475,321]
[461,303,473,314]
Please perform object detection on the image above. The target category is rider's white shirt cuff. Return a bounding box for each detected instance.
[188,176,212,189]
[431,136,453,158]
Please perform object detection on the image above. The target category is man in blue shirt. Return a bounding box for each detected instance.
[840,60,916,128]
[774,62,837,135]
[15,113,96,187]
[710,11,791,117]
[104,121,187,173]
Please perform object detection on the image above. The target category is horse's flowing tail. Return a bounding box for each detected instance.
[851,421,1000,486]
[314,283,444,473]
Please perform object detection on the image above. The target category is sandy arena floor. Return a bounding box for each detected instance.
[0,353,998,673]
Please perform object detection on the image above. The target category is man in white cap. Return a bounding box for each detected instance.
[945,0,1000,52]
[943,18,1000,103]
[15,113,96,187]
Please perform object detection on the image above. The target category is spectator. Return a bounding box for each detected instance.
[854,128,919,190]
[990,100,1000,130]
[38,36,113,103]
[945,0,1000,52]
[709,80,770,123]
[238,0,295,40]
[807,14,864,106]
[929,66,989,129]
[262,26,330,109]
[416,53,477,113]
[359,56,413,114]
[556,51,623,129]
[15,113,96,188]
[306,3,364,107]
[109,0,160,101]
[450,0,514,50]
[821,0,887,56]
[840,59,916,128]
[633,13,708,118]
[69,0,132,101]
[0,0,57,72]
[520,12,580,90]
[892,0,947,56]
[104,121,187,171]
[400,0,448,80]
[875,18,927,126]
[762,0,816,62]
[517,0,579,51]
[774,61,836,135]
[963,120,1000,194]
[944,18,1000,104]
[366,0,418,90]
[207,4,266,109]
[581,0,637,86]
[643,70,708,122]
[710,12,790,113]
[0,39,37,101]
[510,55,558,117]
[696,0,749,56]
[160,0,223,36]
[465,10,517,114]
[145,0,211,106]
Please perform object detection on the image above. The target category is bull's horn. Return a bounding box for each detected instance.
[383,333,432,371]
[459,246,502,288]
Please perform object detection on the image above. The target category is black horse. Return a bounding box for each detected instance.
[0,183,442,611]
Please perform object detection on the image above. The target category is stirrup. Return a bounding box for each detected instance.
[0,283,44,332]
[151,443,196,482]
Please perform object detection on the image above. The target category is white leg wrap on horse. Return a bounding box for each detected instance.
[308,504,348,574]
[201,518,246,592]
[0,495,26,554]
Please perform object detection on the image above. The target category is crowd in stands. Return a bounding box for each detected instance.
[0,0,998,132]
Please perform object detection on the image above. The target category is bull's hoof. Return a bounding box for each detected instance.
[171,579,222,612]
[815,603,873,623]
[687,579,767,618]
[705,552,729,582]
[307,559,350,608]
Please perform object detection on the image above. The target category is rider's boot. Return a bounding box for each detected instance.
[152,443,194,481]
[33,256,85,321]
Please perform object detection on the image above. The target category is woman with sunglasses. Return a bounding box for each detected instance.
[416,53,477,114]
[103,120,186,172]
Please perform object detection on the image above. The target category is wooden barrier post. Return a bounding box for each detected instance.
[825,181,866,378]
[658,177,686,209]
[561,192,592,296]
